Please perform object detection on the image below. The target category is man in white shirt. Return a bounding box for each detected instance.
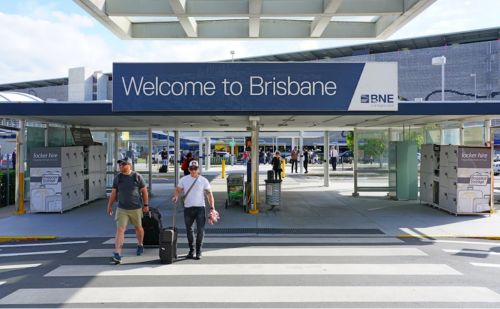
[330,146,339,171]
[172,160,215,260]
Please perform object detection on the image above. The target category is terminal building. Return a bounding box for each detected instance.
[0,27,499,215]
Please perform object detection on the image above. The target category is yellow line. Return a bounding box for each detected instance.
[0,236,57,243]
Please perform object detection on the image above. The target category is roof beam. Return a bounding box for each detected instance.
[376,0,436,39]
[311,0,344,37]
[249,0,261,38]
[73,0,131,39]
[168,0,198,37]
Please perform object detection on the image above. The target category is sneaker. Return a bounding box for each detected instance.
[111,252,122,264]
[136,245,144,256]
[195,252,202,260]
[186,249,194,259]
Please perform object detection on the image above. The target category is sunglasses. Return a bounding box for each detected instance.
[118,163,128,166]
[189,166,198,170]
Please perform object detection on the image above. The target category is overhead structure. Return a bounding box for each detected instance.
[74,0,436,39]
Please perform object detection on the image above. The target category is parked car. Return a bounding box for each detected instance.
[280,151,291,163]
[494,160,500,175]
[214,151,230,158]
[339,150,353,164]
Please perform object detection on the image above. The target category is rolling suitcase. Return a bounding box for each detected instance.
[159,202,178,264]
[159,164,168,173]
[142,207,162,247]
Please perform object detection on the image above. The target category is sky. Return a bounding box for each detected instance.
[0,0,499,84]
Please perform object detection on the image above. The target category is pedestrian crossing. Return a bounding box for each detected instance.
[0,235,500,307]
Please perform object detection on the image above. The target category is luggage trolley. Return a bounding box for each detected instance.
[225,173,245,210]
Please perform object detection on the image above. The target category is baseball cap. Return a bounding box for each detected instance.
[188,160,199,168]
[117,157,132,165]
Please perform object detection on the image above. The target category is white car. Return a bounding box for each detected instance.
[494,160,500,175]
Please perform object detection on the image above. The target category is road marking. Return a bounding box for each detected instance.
[46,264,461,277]
[1,286,499,304]
[0,240,87,248]
[444,249,500,256]
[0,250,67,258]
[0,264,41,270]
[420,239,500,246]
[471,262,500,268]
[103,237,404,245]
[0,282,5,286]
[80,247,427,258]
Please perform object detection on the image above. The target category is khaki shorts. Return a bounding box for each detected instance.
[115,208,143,228]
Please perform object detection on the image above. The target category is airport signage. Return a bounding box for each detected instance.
[113,62,398,112]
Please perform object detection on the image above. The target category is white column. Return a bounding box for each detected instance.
[198,131,203,174]
[299,131,304,173]
[44,123,49,147]
[484,120,492,145]
[174,130,180,187]
[324,131,329,187]
[148,128,153,194]
[114,128,119,173]
[459,122,465,145]
[205,137,211,171]
[352,128,359,197]
[252,123,260,203]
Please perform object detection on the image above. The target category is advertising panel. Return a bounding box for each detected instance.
[456,147,491,213]
[113,62,398,112]
[29,148,62,212]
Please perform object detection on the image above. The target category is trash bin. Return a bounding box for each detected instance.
[265,179,281,209]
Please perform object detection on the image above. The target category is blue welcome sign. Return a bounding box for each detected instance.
[112,62,398,112]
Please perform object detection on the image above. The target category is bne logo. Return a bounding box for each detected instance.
[361,94,395,104]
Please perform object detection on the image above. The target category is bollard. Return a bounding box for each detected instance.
[281,159,286,179]
[16,172,25,214]
[221,159,226,179]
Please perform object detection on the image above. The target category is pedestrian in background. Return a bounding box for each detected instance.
[172,160,215,260]
[330,146,338,171]
[181,152,193,176]
[271,151,283,181]
[107,157,149,264]
[11,150,16,169]
[290,146,298,173]
[303,147,309,174]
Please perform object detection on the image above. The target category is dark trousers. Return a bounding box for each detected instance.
[274,169,282,180]
[303,161,308,172]
[184,207,206,252]
[331,157,337,171]
[290,159,298,173]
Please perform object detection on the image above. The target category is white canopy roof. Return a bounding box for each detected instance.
[74,0,436,39]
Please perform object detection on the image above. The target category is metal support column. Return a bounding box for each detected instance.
[299,131,304,173]
[198,131,203,174]
[44,123,49,147]
[114,129,119,173]
[484,120,491,146]
[324,130,329,187]
[249,117,260,214]
[458,122,465,145]
[205,137,211,171]
[148,128,153,194]
[16,120,26,214]
[174,130,180,187]
[352,128,359,197]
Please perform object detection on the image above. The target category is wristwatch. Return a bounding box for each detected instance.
[143,204,149,207]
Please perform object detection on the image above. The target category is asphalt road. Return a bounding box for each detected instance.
[1,232,500,308]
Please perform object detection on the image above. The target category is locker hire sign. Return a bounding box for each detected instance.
[112,62,398,112]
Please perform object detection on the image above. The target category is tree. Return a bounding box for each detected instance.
[346,131,354,151]
[360,138,386,167]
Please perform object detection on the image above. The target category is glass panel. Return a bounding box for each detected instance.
[442,128,460,145]
[425,129,441,144]
[464,126,484,146]
[118,130,150,184]
[47,127,66,147]
[356,129,389,189]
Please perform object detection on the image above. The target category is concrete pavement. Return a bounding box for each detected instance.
[0,164,500,239]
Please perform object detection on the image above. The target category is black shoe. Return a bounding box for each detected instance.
[195,252,202,260]
[186,249,194,259]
